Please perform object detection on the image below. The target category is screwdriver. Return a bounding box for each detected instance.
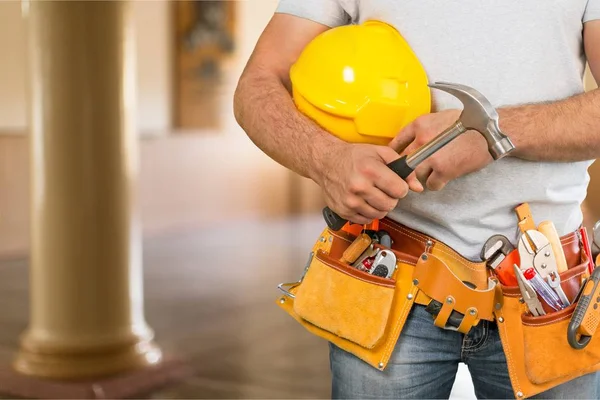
[523,268,565,311]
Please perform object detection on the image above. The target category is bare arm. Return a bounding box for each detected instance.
[234,14,411,224]
[500,20,600,161]
[233,14,338,181]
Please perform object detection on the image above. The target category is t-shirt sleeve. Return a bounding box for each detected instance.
[584,0,600,22]
[275,0,351,28]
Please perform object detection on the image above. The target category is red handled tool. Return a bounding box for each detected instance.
[579,227,595,275]
[480,235,519,286]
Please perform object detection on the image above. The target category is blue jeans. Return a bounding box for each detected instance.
[329,304,600,399]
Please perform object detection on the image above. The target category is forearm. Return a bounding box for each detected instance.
[234,70,341,183]
[500,88,600,161]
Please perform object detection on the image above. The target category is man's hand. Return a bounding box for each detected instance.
[389,110,494,191]
[314,142,419,225]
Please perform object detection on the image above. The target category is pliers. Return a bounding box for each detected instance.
[518,230,570,307]
[513,264,545,316]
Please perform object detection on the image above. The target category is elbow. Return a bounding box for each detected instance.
[233,78,246,128]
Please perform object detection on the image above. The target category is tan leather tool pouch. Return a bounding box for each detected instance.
[496,248,600,399]
[413,252,500,334]
[293,248,395,349]
[276,227,419,371]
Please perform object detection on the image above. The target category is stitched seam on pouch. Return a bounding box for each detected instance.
[382,224,427,245]
[499,313,522,397]
[433,247,485,272]
[318,257,395,288]
[381,287,417,365]
[383,222,430,243]
[562,273,583,285]
[330,231,352,243]
[522,314,572,326]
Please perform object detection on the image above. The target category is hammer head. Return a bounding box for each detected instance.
[428,82,515,160]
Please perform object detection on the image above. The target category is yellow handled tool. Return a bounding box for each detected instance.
[538,220,569,274]
[568,267,600,349]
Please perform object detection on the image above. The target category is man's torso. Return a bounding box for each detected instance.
[341,0,593,259]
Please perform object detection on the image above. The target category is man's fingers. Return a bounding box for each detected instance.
[346,197,388,222]
[426,171,448,191]
[371,163,411,199]
[406,174,424,192]
[363,186,401,214]
[324,198,379,226]
[388,124,416,153]
[415,164,434,187]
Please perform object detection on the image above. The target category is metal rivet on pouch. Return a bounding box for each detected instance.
[280,298,286,304]
[541,263,547,269]
[519,298,525,304]
[498,317,505,323]
[378,363,384,369]
[469,309,476,316]
[446,297,453,305]
[544,251,550,257]
[413,279,419,286]
[407,294,414,300]
[517,392,523,398]
[425,240,433,253]
[320,237,325,242]
[422,254,428,261]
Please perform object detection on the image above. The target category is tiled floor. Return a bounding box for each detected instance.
[0,215,476,399]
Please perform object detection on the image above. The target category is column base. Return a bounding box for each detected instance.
[0,356,192,399]
[13,337,164,380]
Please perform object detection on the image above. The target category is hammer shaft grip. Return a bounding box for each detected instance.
[322,156,414,231]
[387,155,414,179]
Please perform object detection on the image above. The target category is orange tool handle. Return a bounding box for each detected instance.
[493,249,520,286]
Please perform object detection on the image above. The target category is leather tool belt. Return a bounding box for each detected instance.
[276,217,600,399]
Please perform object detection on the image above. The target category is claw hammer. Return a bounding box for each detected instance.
[323,82,517,231]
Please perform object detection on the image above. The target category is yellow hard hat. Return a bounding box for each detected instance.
[290,20,431,145]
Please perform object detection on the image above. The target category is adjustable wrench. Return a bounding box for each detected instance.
[481,235,519,286]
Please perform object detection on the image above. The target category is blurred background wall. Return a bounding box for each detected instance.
[0,0,323,258]
[0,1,598,258]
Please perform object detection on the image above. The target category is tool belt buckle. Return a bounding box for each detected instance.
[414,252,500,335]
[427,295,480,333]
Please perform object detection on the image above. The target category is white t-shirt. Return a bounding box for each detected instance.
[276,0,600,260]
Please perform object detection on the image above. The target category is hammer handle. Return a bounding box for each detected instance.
[323,156,413,231]
[322,121,466,231]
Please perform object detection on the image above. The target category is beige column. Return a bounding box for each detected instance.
[13,1,162,379]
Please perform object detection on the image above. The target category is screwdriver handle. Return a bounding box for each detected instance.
[538,221,568,274]
[322,156,414,231]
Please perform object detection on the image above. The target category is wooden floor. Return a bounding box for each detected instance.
[0,216,334,399]
[0,215,479,399]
